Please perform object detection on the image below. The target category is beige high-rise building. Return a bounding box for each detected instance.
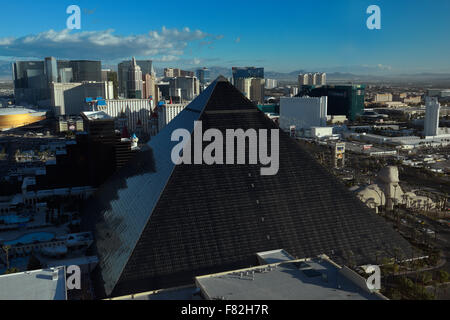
[298,73,326,87]
[235,78,264,103]
[164,68,178,78]
[164,68,194,78]
[250,78,265,104]
[127,57,143,99]
[168,76,199,101]
[143,73,157,102]
[317,73,326,85]
[298,74,309,86]
[235,78,252,100]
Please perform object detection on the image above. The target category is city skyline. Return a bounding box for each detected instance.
[0,0,449,76]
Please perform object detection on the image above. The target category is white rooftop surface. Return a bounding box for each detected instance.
[0,267,66,300]
[109,285,202,300]
[256,249,296,264]
[82,111,112,120]
[196,257,383,300]
[0,107,46,116]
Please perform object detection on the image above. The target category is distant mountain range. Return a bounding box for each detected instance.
[200,67,450,85]
[0,62,12,80]
[179,66,450,84]
[1,60,450,85]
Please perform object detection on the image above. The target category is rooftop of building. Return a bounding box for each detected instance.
[107,285,201,300]
[195,254,386,300]
[300,84,366,89]
[0,267,66,300]
[58,115,83,121]
[256,249,296,264]
[347,132,450,145]
[0,107,48,116]
[280,96,326,100]
[81,111,112,121]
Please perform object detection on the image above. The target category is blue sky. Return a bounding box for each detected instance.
[0,0,449,73]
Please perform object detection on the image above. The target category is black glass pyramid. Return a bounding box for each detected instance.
[83,77,413,298]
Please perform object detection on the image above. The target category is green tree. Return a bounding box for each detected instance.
[438,270,449,283]
[421,272,433,286]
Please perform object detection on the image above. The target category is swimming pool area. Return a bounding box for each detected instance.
[3,232,55,246]
[0,215,30,225]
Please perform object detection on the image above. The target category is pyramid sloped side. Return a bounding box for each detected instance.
[83,79,219,296]
[110,82,413,296]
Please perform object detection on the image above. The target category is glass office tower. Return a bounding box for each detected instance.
[232,67,264,83]
[196,68,211,84]
[299,84,366,121]
[13,58,102,105]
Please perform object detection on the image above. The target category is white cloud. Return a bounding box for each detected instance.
[154,55,180,62]
[362,63,392,71]
[0,38,14,46]
[377,64,392,71]
[0,27,221,62]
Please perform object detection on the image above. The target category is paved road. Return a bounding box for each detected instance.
[394,209,450,274]
[418,215,450,274]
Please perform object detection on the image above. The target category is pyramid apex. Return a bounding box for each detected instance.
[215,75,229,82]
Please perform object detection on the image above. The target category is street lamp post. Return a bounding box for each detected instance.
[393,184,399,227]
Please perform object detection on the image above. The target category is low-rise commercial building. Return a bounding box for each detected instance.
[427,89,450,98]
[280,96,327,133]
[0,267,67,300]
[157,103,188,132]
[298,84,365,121]
[374,93,393,103]
[99,99,154,133]
[50,81,114,116]
[195,251,386,300]
[108,250,387,300]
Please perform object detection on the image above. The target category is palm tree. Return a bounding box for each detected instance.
[2,245,11,270]
[443,193,448,212]
[345,250,356,268]
[393,247,401,265]
[375,250,383,265]
[4,267,20,275]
